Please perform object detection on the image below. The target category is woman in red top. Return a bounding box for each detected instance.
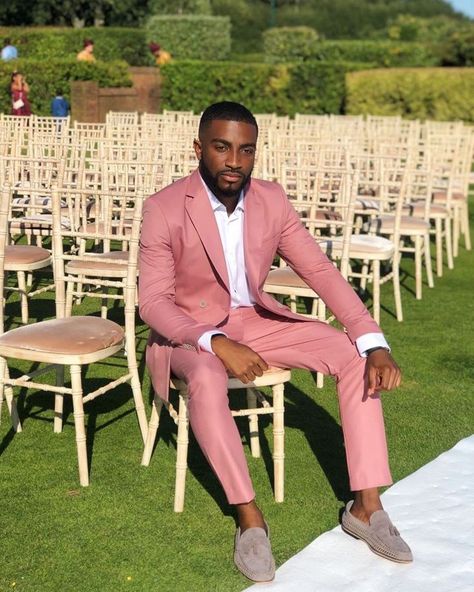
[10,71,31,116]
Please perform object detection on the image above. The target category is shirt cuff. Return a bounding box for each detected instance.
[355,333,390,357]
[198,330,228,354]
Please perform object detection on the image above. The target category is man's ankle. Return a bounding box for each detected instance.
[235,500,266,532]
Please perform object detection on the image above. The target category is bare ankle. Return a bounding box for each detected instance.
[235,500,266,532]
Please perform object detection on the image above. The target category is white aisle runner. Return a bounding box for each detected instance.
[245,435,474,592]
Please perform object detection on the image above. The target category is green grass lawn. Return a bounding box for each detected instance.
[1,200,473,592]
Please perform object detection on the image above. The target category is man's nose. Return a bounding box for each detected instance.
[225,149,242,169]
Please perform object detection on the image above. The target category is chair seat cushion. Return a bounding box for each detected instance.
[265,267,307,288]
[5,245,51,266]
[402,203,448,218]
[320,234,394,258]
[66,251,128,275]
[373,215,430,234]
[0,316,123,356]
[432,191,466,203]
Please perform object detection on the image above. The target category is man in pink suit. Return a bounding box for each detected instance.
[139,102,412,582]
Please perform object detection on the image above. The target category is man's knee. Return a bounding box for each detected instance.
[185,356,229,407]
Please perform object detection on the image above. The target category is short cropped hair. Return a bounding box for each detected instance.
[198,101,258,138]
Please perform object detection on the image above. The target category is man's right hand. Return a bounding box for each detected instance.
[211,335,268,384]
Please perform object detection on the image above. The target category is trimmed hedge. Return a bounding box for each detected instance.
[0,27,151,66]
[0,59,131,116]
[146,15,231,61]
[263,27,319,64]
[346,68,474,122]
[263,34,439,67]
[160,59,374,116]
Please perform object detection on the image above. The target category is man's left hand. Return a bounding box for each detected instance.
[366,349,401,396]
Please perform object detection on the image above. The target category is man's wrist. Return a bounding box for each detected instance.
[365,346,389,356]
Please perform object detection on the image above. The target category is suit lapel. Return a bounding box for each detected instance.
[185,170,230,291]
[243,180,265,294]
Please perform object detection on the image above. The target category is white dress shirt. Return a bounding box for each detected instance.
[197,177,389,356]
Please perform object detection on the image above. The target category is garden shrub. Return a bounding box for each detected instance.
[160,59,373,115]
[146,15,231,60]
[0,27,150,66]
[263,27,319,64]
[0,58,131,116]
[264,36,439,67]
[346,68,474,122]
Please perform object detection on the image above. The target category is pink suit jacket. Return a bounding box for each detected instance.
[139,169,381,400]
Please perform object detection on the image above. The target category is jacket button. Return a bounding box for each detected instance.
[199,300,207,308]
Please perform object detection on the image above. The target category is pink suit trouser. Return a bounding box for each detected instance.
[170,306,393,505]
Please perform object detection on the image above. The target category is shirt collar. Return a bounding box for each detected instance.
[199,173,245,213]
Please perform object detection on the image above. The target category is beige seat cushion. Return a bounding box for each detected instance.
[66,251,128,275]
[5,245,51,266]
[402,203,448,218]
[372,215,430,234]
[320,234,394,258]
[432,191,466,203]
[265,267,308,289]
[0,316,123,356]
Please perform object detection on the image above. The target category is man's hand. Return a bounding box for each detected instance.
[366,349,401,396]
[211,335,268,384]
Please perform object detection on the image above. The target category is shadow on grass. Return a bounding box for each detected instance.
[144,373,352,522]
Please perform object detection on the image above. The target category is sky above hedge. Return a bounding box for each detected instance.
[449,0,474,18]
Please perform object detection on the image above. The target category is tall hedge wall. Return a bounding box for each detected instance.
[346,68,474,122]
[0,28,150,66]
[0,59,131,116]
[146,15,231,60]
[160,60,373,115]
[263,30,439,67]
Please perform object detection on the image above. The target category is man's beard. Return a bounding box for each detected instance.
[199,158,252,198]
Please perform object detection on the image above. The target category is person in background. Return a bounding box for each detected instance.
[10,72,31,116]
[1,39,18,62]
[77,39,96,62]
[51,89,69,118]
[149,42,172,66]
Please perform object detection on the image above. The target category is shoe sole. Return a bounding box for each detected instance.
[341,522,413,564]
[234,552,276,582]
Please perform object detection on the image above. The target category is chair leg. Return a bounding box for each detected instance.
[272,383,285,503]
[316,300,325,388]
[246,387,260,458]
[70,364,89,487]
[17,271,29,324]
[125,337,148,444]
[65,280,74,317]
[100,287,109,319]
[393,256,403,322]
[53,365,65,433]
[372,260,380,324]
[461,202,471,251]
[435,218,443,277]
[453,206,460,258]
[424,233,434,289]
[0,358,22,432]
[445,217,454,270]
[141,392,163,466]
[174,391,189,513]
[414,235,422,300]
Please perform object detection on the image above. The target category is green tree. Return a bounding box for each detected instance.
[148,0,211,15]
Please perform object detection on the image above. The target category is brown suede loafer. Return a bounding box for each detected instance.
[342,501,413,563]
[234,523,275,582]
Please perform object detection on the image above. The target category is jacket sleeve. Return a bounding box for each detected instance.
[275,185,382,342]
[138,197,218,349]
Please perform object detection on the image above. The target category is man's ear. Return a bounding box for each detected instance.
[193,138,202,161]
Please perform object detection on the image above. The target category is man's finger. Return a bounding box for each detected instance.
[367,365,378,394]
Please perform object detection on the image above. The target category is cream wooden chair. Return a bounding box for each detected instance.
[0,183,148,486]
[142,367,290,512]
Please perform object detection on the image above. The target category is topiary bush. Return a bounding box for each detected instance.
[264,36,439,67]
[146,15,231,60]
[0,27,151,66]
[0,58,131,116]
[346,68,474,122]
[263,27,319,64]
[160,59,374,115]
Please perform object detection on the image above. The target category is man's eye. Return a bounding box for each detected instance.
[243,148,255,155]
[215,144,227,151]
